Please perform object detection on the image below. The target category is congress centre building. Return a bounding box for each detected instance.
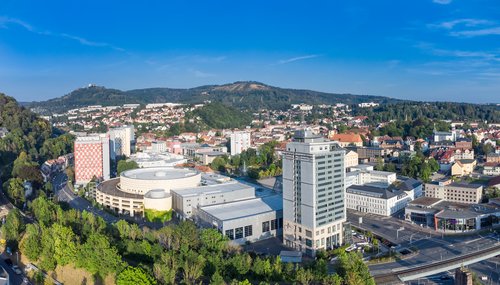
[95,167,253,217]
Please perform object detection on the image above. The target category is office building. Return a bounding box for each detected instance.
[109,125,135,159]
[230,131,251,156]
[424,179,482,204]
[282,129,346,256]
[74,134,110,185]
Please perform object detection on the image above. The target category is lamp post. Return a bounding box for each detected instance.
[396,227,404,240]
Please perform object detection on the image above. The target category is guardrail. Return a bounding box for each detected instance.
[373,243,500,284]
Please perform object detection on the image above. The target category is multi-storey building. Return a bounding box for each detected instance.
[74,134,110,185]
[282,129,345,256]
[230,131,251,156]
[108,125,135,159]
[424,179,482,204]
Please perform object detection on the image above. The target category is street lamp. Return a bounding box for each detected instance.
[410,233,417,245]
[396,227,405,240]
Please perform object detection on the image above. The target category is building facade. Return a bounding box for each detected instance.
[196,195,283,245]
[74,134,110,185]
[282,130,346,256]
[344,150,359,170]
[230,131,251,156]
[108,125,135,159]
[424,180,482,204]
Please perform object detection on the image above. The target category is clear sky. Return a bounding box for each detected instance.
[1,0,499,103]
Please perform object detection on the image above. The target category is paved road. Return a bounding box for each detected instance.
[468,256,500,285]
[0,188,29,284]
[53,172,119,224]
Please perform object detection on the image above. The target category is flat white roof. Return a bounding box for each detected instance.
[171,181,254,197]
[121,167,199,180]
[199,195,283,221]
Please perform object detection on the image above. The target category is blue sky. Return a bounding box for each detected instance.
[1,0,499,103]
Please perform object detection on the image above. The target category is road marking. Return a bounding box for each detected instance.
[464,237,484,245]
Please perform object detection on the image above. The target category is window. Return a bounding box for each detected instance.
[306,238,313,247]
[225,229,234,240]
[244,225,253,237]
[262,221,270,232]
[271,219,277,230]
[235,227,243,239]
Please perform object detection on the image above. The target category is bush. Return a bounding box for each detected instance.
[144,209,172,223]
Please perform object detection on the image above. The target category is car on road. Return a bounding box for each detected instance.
[12,264,22,274]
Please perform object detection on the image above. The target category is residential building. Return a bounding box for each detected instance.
[434,130,457,142]
[424,180,482,204]
[151,141,167,153]
[345,165,397,188]
[452,148,474,160]
[486,152,500,163]
[344,150,358,170]
[282,129,346,256]
[108,125,135,159]
[455,138,473,150]
[331,133,363,147]
[483,163,500,176]
[74,134,110,185]
[347,146,385,161]
[195,151,227,165]
[451,159,477,176]
[230,131,251,156]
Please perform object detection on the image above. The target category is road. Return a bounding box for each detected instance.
[53,172,119,224]
[468,256,500,285]
[0,186,29,284]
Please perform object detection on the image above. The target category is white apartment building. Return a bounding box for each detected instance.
[230,131,251,156]
[108,125,135,159]
[282,129,346,256]
[151,141,167,153]
[345,165,397,188]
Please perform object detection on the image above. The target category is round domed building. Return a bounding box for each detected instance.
[96,167,200,216]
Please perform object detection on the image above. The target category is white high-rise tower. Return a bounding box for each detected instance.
[282,129,346,256]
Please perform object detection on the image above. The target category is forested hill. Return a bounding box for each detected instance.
[0,93,73,182]
[25,81,396,114]
[353,102,500,123]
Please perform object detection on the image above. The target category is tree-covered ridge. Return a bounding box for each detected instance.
[7,195,375,285]
[0,93,75,206]
[354,102,500,123]
[26,81,396,114]
[190,102,252,129]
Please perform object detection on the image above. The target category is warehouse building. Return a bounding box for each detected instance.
[196,195,283,244]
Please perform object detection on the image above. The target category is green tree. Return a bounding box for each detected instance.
[6,177,25,205]
[295,267,314,285]
[181,250,206,285]
[20,224,42,261]
[210,270,225,285]
[76,233,125,278]
[117,160,139,175]
[253,258,272,280]
[153,251,178,285]
[51,223,78,266]
[200,228,228,252]
[117,266,157,285]
[3,208,24,244]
